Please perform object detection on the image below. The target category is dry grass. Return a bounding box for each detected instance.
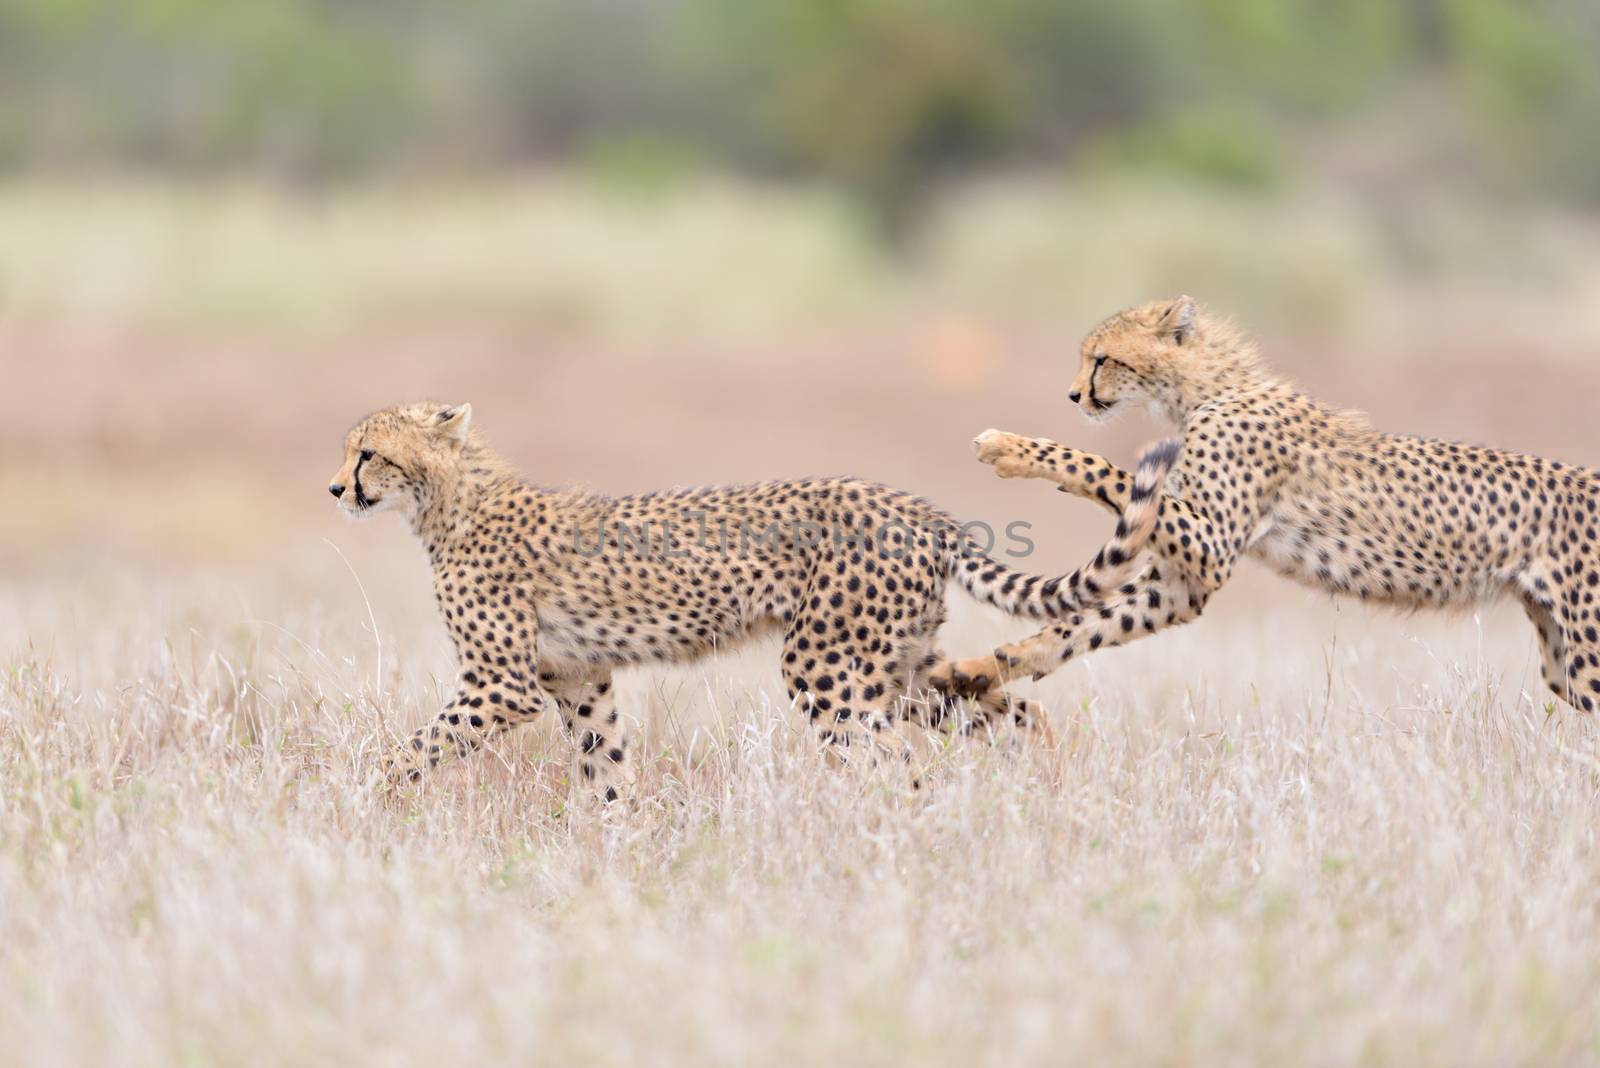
[5,550,1600,1067]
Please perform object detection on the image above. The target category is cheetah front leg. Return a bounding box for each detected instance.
[541,669,635,803]
[909,649,1057,746]
[934,565,1209,695]
[1516,585,1571,705]
[975,430,1241,596]
[974,430,1132,517]
[383,670,548,784]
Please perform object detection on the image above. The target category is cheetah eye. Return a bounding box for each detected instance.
[1094,354,1107,368]
[360,449,375,462]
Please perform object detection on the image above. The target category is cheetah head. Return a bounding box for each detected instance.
[328,402,473,520]
[1068,296,1198,422]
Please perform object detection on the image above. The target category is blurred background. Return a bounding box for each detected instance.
[4,0,1600,682]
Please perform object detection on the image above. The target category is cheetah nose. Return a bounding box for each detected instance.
[1068,390,1082,403]
[329,483,346,499]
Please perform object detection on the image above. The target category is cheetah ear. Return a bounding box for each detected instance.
[1157,296,1197,345]
[435,403,472,446]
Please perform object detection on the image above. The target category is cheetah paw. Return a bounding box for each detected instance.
[928,655,1006,698]
[973,429,1038,480]
[377,746,425,789]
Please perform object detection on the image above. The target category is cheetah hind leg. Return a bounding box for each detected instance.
[1569,630,1600,715]
[974,688,1056,747]
[544,670,635,804]
[780,650,924,790]
[1516,586,1571,707]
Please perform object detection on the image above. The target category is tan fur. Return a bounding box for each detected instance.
[934,297,1600,713]
[330,402,1094,797]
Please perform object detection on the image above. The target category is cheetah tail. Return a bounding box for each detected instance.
[1056,437,1181,607]
[947,438,1180,620]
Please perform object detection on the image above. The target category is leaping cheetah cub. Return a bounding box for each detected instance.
[935,296,1600,712]
[329,402,1163,797]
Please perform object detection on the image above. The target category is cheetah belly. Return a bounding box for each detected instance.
[1246,513,1323,586]
[1248,512,1360,594]
[534,598,780,672]
[1246,496,1513,608]
[1244,494,1414,603]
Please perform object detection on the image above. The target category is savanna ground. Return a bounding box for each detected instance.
[4,176,1600,1066]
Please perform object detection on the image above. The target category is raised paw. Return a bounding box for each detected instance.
[973,429,1044,480]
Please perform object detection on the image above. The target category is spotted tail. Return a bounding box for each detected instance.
[950,438,1180,618]
[1061,437,1181,604]
[948,552,1071,621]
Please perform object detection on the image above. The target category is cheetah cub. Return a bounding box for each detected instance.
[329,402,1164,798]
[936,296,1600,713]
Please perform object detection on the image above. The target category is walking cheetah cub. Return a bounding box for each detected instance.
[935,296,1600,712]
[329,402,1161,797]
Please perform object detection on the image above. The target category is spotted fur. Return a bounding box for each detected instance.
[934,297,1600,712]
[329,402,1086,797]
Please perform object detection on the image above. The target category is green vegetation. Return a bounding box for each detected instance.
[2,0,1597,234]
